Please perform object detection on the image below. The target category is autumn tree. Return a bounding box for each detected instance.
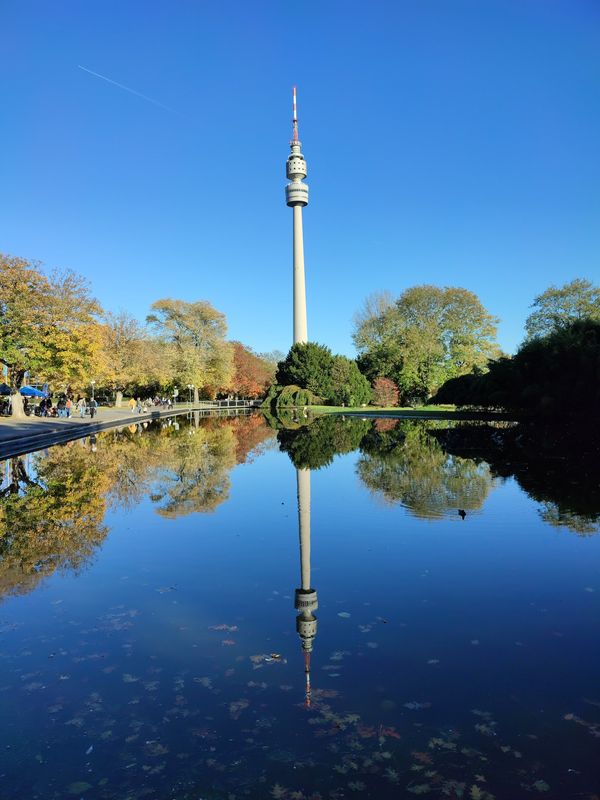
[354,285,500,403]
[97,312,172,404]
[525,278,600,340]
[229,342,275,398]
[0,254,102,416]
[147,299,233,400]
[372,376,399,407]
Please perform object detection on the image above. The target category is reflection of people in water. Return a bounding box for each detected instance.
[294,468,318,708]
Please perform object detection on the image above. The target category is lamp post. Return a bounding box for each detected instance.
[187,384,193,407]
[90,380,96,401]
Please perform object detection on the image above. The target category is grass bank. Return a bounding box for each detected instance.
[309,404,517,420]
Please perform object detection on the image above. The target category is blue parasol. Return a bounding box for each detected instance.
[20,386,45,397]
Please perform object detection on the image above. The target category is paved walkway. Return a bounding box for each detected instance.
[0,404,246,460]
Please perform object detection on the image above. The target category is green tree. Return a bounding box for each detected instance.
[433,319,600,418]
[0,254,102,416]
[525,278,600,340]
[276,342,335,400]
[147,299,233,400]
[330,355,372,406]
[353,285,500,403]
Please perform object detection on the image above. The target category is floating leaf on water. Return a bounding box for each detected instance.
[229,698,250,719]
[532,780,550,792]
[426,659,440,665]
[412,751,433,765]
[68,782,93,794]
[222,639,236,646]
[347,781,366,791]
[469,787,483,800]
[144,740,168,756]
[366,642,378,648]
[270,784,288,799]
[194,677,213,688]
[407,784,431,795]
[404,701,431,711]
[475,723,497,736]
[209,624,239,631]
[337,612,351,618]
[122,673,139,683]
[356,725,376,739]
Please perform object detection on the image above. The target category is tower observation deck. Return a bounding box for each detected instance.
[285,87,309,345]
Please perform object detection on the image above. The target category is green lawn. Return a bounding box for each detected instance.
[308,404,514,420]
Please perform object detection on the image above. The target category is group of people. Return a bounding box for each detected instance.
[38,395,98,418]
[127,396,173,415]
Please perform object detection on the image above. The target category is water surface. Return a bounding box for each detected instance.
[1,414,599,799]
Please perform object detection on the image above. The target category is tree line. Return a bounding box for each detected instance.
[3,250,598,418]
[0,254,277,416]
[268,278,600,415]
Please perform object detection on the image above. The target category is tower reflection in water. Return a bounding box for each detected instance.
[293,467,318,708]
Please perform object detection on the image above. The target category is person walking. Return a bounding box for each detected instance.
[136,398,143,414]
[128,397,136,414]
[77,396,87,418]
[65,397,73,418]
[89,396,98,419]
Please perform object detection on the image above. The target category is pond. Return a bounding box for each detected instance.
[0,413,599,799]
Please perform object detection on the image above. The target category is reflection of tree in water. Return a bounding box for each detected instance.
[150,422,237,517]
[433,423,600,535]
[0,448,109,599]
[358,421,494,518]
[276,415,371,470]
[0,415,275,598]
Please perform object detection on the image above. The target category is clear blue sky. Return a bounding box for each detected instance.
[3,1,599,356]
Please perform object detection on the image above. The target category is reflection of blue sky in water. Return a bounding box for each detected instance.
[0,416,599,798]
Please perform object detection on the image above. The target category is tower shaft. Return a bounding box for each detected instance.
[297,466,311,590]
[293,206,308,346]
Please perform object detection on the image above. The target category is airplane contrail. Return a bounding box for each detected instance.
[78,64,176,113]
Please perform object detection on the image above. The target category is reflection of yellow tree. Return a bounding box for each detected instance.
[0,415,275,599]
[357,422,494,519]
[149,422,237,517]
[0,447,110,599]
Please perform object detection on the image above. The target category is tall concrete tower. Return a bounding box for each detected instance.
[285,87,309,345]
[294,467,318,707]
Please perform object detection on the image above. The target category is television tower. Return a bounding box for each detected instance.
[294,468,318,707]
[285,87,309,344]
